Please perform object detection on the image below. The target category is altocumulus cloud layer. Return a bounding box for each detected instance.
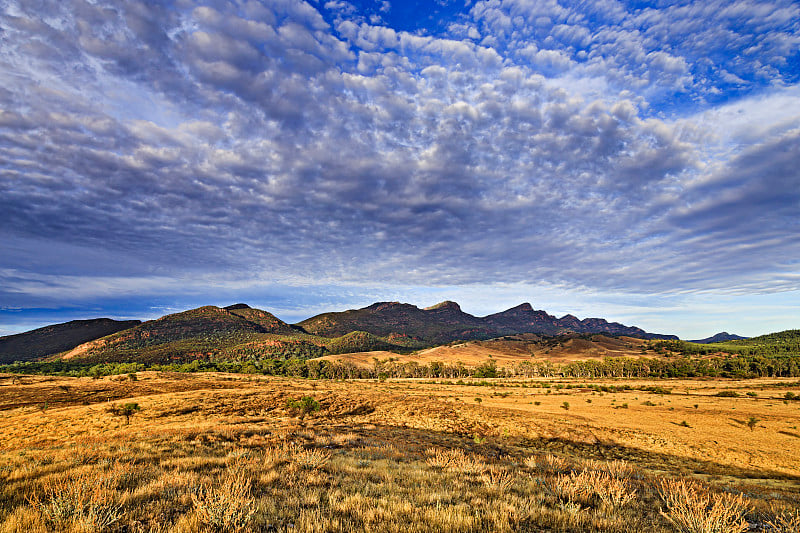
[0,0,799,333]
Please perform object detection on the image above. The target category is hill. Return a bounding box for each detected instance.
[59,304,420,364]
[0,318,141,364]
[299,301,676,342]
[60,305,327,363]
[689,332,748,343]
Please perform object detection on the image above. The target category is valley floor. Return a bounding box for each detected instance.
[0,372,798,532]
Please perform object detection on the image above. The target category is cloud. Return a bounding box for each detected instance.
[0,0,798,336]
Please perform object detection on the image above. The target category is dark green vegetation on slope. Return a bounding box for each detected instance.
[652,330,800,358]
[0,318,141,364]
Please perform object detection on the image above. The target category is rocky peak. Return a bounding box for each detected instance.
[424,301,462,312]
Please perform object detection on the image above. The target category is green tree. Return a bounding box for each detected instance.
[108,402,140,425]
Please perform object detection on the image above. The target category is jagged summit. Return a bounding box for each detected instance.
[224,303,251,310]
[508,302,534,312]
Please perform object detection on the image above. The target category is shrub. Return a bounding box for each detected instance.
[290,447,332,470]
[525,454,571,475]
[451,453,486,475]
[425,447,458,469]
[546,470,635,509]
[27,465,126,532]
[285,396,321,419]
[191,467,255,532]
[715,390,739,398]
[767,508,800,533]
[480,467,514,492]
[658,479,750,533]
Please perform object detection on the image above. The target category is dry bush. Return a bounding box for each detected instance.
[767,507,800,533]
[551,471,593,507]
[190,467,255,533]
[658,479,751,533]
[261,445,289,468]
[480,467,514,492]
[424,447,457,469]
[525,454,571,475]
[424,447,485,474]
[331,432,360,446]
[450,453,486,475]
[590,471,635,508]
[588,459,635,480]
[290,447,332,470]
[546,470,635,510]
[26,465,127,532]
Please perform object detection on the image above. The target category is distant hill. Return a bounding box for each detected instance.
[299,301,676,343]
[689,332,748,344]
[0,318,141,364]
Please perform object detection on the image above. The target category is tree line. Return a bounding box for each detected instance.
[2,352,799,379]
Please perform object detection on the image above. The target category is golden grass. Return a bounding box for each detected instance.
[1,371,798,532]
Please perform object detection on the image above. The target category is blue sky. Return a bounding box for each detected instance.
[1,0,799,339]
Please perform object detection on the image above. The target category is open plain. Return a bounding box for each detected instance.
[1,371,798,532]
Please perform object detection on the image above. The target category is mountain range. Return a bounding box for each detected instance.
[1,300,678,363]
[298,301,676,342]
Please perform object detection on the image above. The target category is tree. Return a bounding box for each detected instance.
[746,416,759,431]
[108,402,140,425]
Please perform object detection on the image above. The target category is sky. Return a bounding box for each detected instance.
[1,0,799,340]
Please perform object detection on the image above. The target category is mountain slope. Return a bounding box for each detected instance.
[0,319,141,364]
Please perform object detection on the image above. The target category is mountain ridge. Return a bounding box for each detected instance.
[300,300,677,341]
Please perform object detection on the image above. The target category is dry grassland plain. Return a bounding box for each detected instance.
[1,371,799,532]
